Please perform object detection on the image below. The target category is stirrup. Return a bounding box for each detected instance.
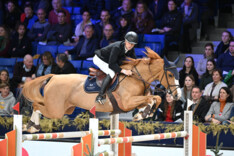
[95,95,106,105]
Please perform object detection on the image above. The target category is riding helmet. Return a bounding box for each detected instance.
[125,31,138,44]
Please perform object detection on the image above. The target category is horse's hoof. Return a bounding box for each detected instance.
[27,125,40,133]
[22,124,28,132]
[142,105,151,118]
[133,113,143,121]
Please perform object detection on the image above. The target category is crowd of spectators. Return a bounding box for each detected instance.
[0,0,233,125]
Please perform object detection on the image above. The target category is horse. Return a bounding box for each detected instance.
[22,47,181,133]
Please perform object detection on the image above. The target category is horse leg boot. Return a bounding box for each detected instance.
[95,74,112,105]
[27,111,41,133]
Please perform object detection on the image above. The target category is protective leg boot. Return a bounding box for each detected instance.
[95,75,112,104]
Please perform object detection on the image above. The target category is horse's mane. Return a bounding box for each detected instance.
[123,47,162,66]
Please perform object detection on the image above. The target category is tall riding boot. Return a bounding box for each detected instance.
[95,75,112,104]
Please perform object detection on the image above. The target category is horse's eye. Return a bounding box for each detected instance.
[169,74,173,77]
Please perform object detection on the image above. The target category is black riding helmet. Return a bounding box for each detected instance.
[125,31,138,44]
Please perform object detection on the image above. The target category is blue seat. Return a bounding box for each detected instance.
[31,42,38,56]
[80,60,97,75]
[73,7,81,14]
[134,48,146,58]
[0,58,16,73]
[37,44,58,58]
[70,60,82,73]
[63,7,72,14]
[57,44,74,53]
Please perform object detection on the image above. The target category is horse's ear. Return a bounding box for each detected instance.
[144,47,161,59]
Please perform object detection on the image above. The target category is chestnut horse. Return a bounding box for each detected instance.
[22,47,181,132]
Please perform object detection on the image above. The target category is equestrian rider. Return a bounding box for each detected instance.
[93,31,138,104]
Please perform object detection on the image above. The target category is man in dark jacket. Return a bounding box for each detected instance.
[66,25,98,60]
[55,53,76,74]
[93,31,138,104]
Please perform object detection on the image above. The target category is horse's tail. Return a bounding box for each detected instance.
[22,74,55,105]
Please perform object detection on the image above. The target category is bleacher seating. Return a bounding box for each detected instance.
[70,60,82,73]
[134,48,146,58]
[80,60,97,75]
[57,45,74,53]
[37,44,58,58]
[0,58,16,78]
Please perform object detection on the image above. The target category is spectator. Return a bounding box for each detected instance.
[203,69,227,104]
[95,9,115,40]
[4,1,21,34]
[157,0,183,56]
[20,4,38,30]
[215,31,233,59]
[217,40,234,73]
[55,53,76,74]
[34,51,58,77]
[111,0,134,28]
[65,25,98,60]
[115,15,132,41]
[0,69,14,92]
[9,23,32,57]
[185,86,210,123]
[205,87,234,124]
[100,24,116,48]
[27,8,50,42]
[0,25,10,58]
[0,82,16,115]
[74,10,92,43]
[149,0,168,28]
[46,10,72,45]
[180,74,195,108]
[179,0,198,53]
[196,43,215,78]
[157,92,183,122]
[81,0,104,20]
[131,1,155,34]
[48,0,71,25]
[11,54,36,90]
[179,56,199,88]
[199,59,216,91]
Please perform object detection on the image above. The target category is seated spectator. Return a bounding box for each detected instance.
[46,10,72,45]
[157,92,183,122]
[180,75,195,108]
[55,53,76,74]
[100,24,116,48]
[34,51,58,77]
[149,0,168,28]
[27,8,50,42]
[203,69,227,104]
[157,0,183,56]
[179,0,198,53]
[217,40,234,73]
[205,87,234,124]
[20,4,38,30]
[74,10,92,43]
[95,9,115,40]
[111,0,134,28]
[11,54,36,90]
[9,23,32,57]
[0,69,14,92]
[65,25,98,60]
[185,86,210,123]
[4,1,21,34]
[0,82,16,115]
[131,1,155,34]
[179,56,199,88]
[115,15,132,41]
[0,26,10,58]
[196,43,215,78]
[49,0,71,25]
[215,31,233,59]
[199,59,216,91]
[81,0,104,20]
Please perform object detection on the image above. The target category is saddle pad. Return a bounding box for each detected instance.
[84,76,119,93]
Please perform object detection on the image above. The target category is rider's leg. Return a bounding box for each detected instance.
[96,74,112,104]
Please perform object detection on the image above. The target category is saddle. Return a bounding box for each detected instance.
[84,68,119,93]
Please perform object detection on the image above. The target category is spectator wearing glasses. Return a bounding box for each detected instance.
[100,24,116,48]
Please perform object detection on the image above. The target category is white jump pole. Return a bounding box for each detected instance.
[183,111,193,156]
[110,114,119,156]
[89,118,99,155]
[13,115,22,156]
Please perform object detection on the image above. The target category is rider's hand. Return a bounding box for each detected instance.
[121,69,132,76]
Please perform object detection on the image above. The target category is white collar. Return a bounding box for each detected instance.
[23,64,31,72]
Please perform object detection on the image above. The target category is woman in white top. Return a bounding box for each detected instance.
[203,69,227,104]
[196,43,215,78]
[74,10,92,42]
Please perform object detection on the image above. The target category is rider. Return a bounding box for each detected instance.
[93,31,138,104]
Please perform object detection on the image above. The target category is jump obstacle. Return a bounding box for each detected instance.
[0,111,206,156]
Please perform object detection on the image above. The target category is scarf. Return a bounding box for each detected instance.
[219,99,226,113]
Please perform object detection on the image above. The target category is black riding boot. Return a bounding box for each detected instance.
[95,75,112,104]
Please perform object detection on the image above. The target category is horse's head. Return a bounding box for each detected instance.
[144,47,181,100]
